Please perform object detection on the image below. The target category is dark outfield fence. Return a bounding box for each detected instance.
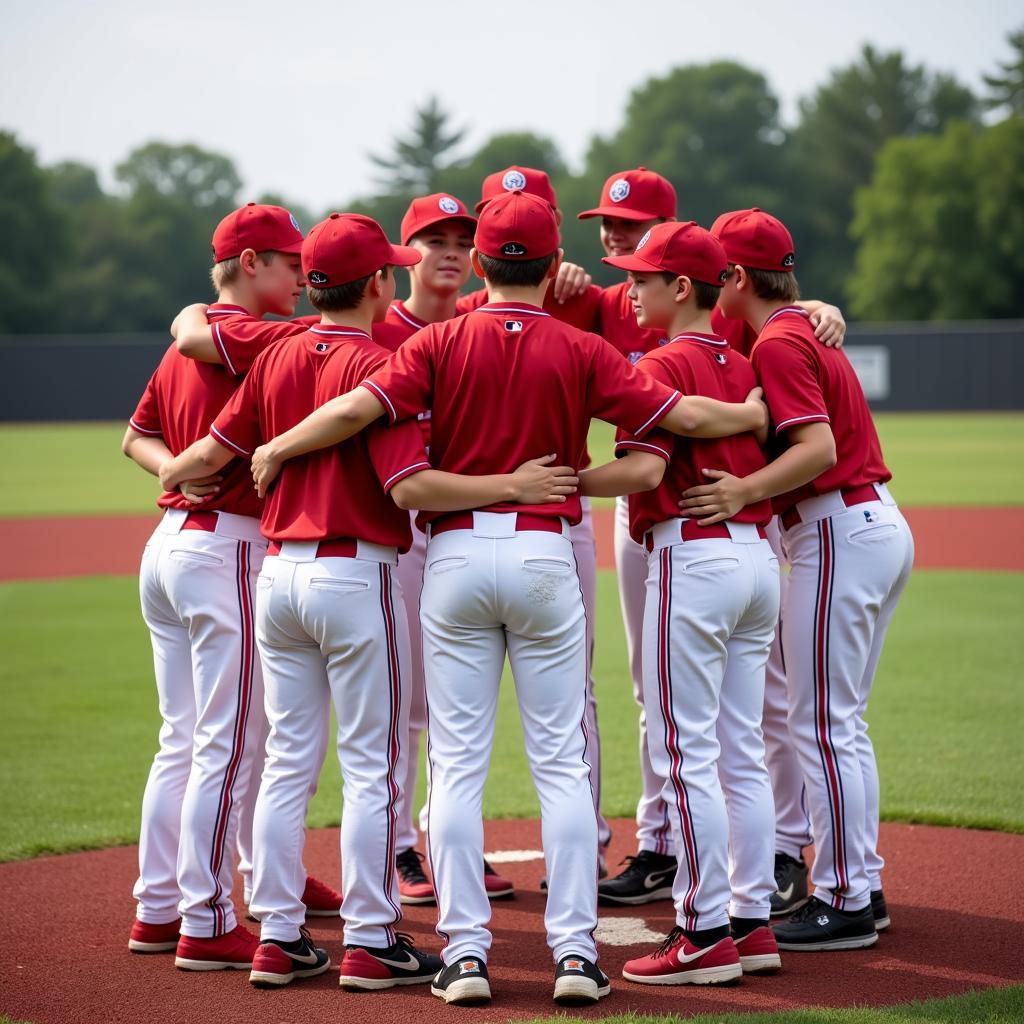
[1,320,1022,421]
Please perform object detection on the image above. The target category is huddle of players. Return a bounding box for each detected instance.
[123,163,913,1008]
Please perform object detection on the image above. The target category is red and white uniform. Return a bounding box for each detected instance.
[617,333,780,929]
[364,302,679,966]
[752,307,913,910]
[213,323,429,948]
[130,303,271,938]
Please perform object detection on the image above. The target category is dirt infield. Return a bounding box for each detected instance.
[1,819,1021,1023]
[2,506,1022,581]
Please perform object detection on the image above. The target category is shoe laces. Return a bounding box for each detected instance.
[393,932,418,952]
[615,851,659,882]
[787,895,826,923]
[396,848,429,885]
[656,926,686,958]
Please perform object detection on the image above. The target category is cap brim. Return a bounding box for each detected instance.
[388,244,423,268]
[578,205,663,222]
[602,254,665,273]
[402,214,477,246]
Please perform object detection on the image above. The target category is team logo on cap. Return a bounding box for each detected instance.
[289,212,301,231]
[502,241,528,257]
[609,178,631,202]
[502,170,527,191]
[782,252,795,268]
[635,229,651,250]
[438,196,460,214]
[308,270,330,286]
[504,320,524,332]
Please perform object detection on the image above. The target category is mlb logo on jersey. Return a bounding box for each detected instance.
[863,509,879,523]
[459,960,481,974]
[315,342,329,353]
[715,352,727,364]
[505,320,524,332]
[628,351,643,364]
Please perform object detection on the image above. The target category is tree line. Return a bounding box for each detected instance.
[1,32,1021,333]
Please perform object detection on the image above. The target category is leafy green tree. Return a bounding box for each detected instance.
[370,96,466,194]
[0,133,67,330]
[849,117,1024,319]
[114,142,241,209]
[786,46,977,302]
[984,27,1024,117]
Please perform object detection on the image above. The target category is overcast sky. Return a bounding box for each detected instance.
[2,0,1020,213]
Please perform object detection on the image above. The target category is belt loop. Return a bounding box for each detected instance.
[474,512,517,538]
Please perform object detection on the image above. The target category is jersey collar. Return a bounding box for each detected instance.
[390,301,429,330]
[309,323,372,341]
[669,331,728,348]
[473,302,550,318]
[761,305,807,329]
[206,303,251,319]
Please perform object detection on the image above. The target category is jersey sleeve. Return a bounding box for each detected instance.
[543,283,602,331]
[455,289,487,315]
[210,371,262,457]
[366,419,432,494]
[753,336,829,435]
[586,337,681,439]
[212,317,305,376]
[361,329,436,425]
[613,356,678,461]
[129,371,163,436]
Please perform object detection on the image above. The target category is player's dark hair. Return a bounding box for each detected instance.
[477,251,557,288]
[658,271,721,311]
[743,266,801,303]
[307,265,390,312]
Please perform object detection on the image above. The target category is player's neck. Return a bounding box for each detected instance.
[215,285,262,317]
[483,281,547,309]
[748,298,792,334]
[319,307,376,335]
[667,307,714,339]
[403,286,458,325]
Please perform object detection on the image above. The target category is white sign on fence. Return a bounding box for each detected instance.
[846,345,890,401]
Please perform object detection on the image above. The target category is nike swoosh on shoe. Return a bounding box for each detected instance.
[374,951,421,970]
[643,871,673,890]
[776,883,795,901]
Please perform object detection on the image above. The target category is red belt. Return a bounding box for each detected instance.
[430,512,565,537]
[267,537,359,558]
[780,483,882,530]
[644,520,767,553]
[181,510,219,532]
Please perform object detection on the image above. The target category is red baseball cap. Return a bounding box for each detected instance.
[302,213,420,288]
[474,190,560,261]
[211,202,304,262]
[603,221,728,285]
[475,166,558,213]
[400,193,477,245]
[711,208,796,272]
[578,167,677,222]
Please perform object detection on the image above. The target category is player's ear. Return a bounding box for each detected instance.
[675,276,692,304]
[734,265,749,292]
[470,248,485,280]
[547,249,564,281]
[239,249,259,277]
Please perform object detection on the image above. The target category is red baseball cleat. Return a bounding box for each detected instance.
[483,859,514,899]
[249,928,331,987]
[175,923,260,971]
[734,925,782,974]
[128,917,181,953]
[338,933,443,990]
[622,928,742,985]
[397,848,436,905]
[302,875,342,917]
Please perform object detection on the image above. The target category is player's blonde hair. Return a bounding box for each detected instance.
[210,251,278,292]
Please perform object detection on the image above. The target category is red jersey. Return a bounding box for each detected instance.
[209,312,316,375]
[456,282,604,331]
[363,302,681,530]
[751,306,891,514]
[212,324,430,549]
[616,333,772,542]
[372,301,433,447]
[711,305,758,357]
[129,304,277,517]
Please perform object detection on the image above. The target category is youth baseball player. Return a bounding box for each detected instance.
[242,190,767,1005]
[123,204,304,969]
[682,208,914,949]
[580,220,781,984]
[158,212,576,989]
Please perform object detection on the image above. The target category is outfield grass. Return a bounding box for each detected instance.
[1,569,1020,863]
[1,413,1022,518]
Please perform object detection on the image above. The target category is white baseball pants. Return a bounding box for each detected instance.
[780,487,913,911]
[249,543,410,947]
[134,509,266,936]
[614,496,674,855]
[642,522,780,930]
[422,513,599,965]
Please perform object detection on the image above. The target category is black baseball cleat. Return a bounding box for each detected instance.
[770,852,809,917]
[553,954,611,1006]
[598,850,676,905]
[430,955,492,1005]
[871,889,891,931]
[249,928,331,987]
[338,932,443,990]
[773,895,878,951]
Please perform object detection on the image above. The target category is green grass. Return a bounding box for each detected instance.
[584,413,1024,509]
[1,569,1020,863]
[1,414,1022,518]
[524,984,1024,1023]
